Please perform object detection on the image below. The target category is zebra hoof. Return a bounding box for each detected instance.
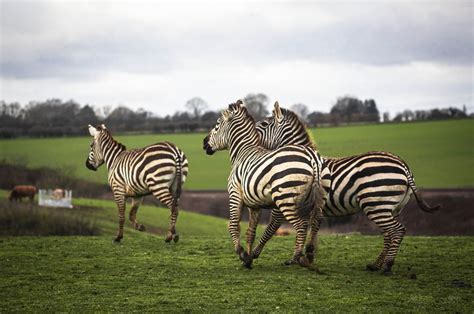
[283,259,298,266]
[382,269,393,276]
[305,252,315,264]
[242,258,253,269]
[382,265,393,275]
[165,235,173,243]
[113,238,122,244]
[173,234,179,243]
[239,250,253,268]
[298,256,312,268]
[366,264,380,272]
[137,224,146,231]
[244,254,253,269]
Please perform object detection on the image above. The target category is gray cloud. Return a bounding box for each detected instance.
[1,1,472,80]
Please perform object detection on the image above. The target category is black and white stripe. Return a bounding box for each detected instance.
[86,124,188,243]
[203,101,327,269]
[256,103,439,274]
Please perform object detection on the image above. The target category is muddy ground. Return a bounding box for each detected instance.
[178,189,473,236]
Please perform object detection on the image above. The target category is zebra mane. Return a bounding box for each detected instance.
[96,124,127,151]
[279,108,317,150]
[227,102,256,126]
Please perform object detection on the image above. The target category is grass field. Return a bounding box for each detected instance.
[0,192,473,312]
[0,119,472,189]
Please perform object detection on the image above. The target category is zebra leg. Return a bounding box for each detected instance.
[113,194,126,243]
[365,208,406,274]
[129,197,145,231]
[149,184,179,243]
[305,208,324,265]
[228,192,248,264]
[366,233,390,271]
[382,219,406,275]
[252,208,284,259]
[243,208,261,268]
[283,214,310,267]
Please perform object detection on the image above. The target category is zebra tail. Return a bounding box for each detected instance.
[173,154,183,206]
[403,162,440,213]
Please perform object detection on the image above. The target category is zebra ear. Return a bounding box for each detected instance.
[100,124,106,129]
[235,99,243,107]
[88,125,98,137]
[273,101,283,123]
[222,110,230,121]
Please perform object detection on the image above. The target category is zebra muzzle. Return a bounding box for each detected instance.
[85,159,97,171]
[203,135,215,155]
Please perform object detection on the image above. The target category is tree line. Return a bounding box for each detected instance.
[0,94,469,138]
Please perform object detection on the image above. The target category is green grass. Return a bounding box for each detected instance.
[0,192,473,312]
[0,119,472,189]
[2,235,473,312]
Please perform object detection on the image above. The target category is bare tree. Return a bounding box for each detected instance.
[290,103,309,122]
[185,97,208,119]
[243,93,269,120]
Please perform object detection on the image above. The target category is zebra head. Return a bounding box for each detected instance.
[85,124,106,171]
[256,101,314,150]
[203,100,248,155]
[256,101,291,149]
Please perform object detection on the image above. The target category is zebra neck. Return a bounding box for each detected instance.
[228,130,260,164]
[101,139,126,171]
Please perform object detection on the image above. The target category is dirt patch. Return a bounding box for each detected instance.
[178,189,474,236]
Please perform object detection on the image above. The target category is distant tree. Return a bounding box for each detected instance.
[290,103,309,122]
[414,110,429,121]
[402,110,414,121]
[106,106,136,122]
[330,96,380,123]
[382,112,390,123]
[363,99,380,122]
[243,93,269,120]
[392,113,403,122]
[75,105,99,127]
[307,111,329,127]
[185,97,208,119]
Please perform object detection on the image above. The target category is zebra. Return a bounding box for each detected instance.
[256,102,440,274]
[86,124,188,243]
[203,100,328,269]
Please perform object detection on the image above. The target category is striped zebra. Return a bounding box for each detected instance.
[86,124,188,243]
[203,101,327,269]
[256,103,440,274]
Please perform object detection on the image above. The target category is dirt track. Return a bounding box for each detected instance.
[178,189,474,236]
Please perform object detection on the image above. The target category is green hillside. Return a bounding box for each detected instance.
[0,119,472,189]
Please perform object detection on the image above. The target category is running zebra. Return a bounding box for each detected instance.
[203,101,327,269]
[86,124,188,243]
[256,103,440,274]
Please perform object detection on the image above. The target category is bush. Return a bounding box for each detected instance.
[0,200,100,236]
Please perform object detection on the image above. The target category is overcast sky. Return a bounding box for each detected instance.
[0,0,472,117]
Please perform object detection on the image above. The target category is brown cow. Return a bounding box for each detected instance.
[8,185,37,202]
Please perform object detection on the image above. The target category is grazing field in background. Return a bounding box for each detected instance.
[0,192,472,312]
[0,119,472,189]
